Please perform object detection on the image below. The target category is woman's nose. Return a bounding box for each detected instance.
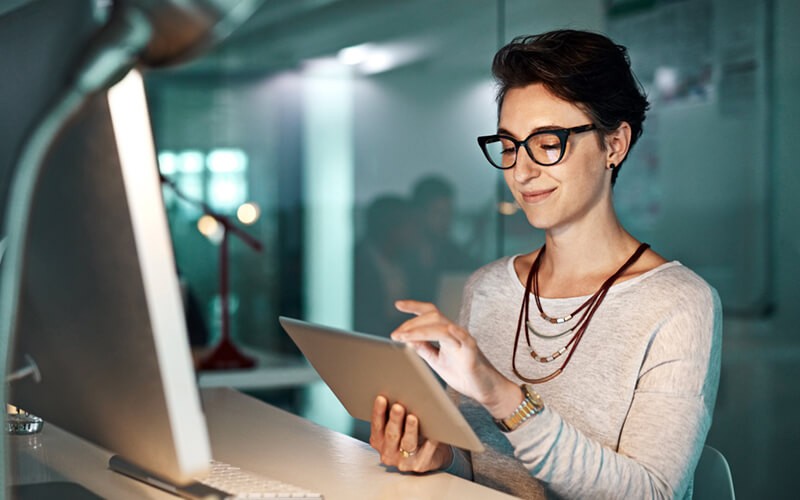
[513,147,542,183]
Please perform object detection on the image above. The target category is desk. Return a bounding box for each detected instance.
[9,387,516,499]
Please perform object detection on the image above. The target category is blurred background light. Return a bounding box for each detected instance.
[197,214,223,244]
[236,202,260,225]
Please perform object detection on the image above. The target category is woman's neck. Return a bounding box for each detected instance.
[536,211,642,298]
[512,194,666,298]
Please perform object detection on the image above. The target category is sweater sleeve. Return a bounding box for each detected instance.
[506,283,722,499]
[442,446,474,480]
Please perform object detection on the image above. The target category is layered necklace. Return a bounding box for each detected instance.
[511,242,650,384]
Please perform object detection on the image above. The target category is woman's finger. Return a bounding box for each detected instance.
[394,308,449,334]
[406,341,440,364]
[382,404,405,455]
[399,414,420,459]
[392,323,461,349]
[369,396,388,450]
[394,300,438,316]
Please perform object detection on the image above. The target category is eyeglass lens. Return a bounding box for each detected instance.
[484,132,564,168]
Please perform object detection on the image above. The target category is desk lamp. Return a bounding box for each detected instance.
[160,175,263,370]
[0,0,263,492]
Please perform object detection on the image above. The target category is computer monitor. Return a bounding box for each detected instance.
[7,68,212,484]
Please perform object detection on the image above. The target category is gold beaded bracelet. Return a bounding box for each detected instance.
[494,384,544,433]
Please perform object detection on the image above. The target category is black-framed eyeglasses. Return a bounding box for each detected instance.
[477,124,597,169]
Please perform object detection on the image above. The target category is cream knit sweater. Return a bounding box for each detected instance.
[445,258,722,500]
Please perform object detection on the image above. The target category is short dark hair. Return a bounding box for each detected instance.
[492,30,649,183]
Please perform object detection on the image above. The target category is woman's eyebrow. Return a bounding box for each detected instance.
[496,127,516,137]
[497,125,565,136]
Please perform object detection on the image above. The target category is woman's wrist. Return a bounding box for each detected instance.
[492,384,544,432]
[482,377,526,419]
[436,444,455,470]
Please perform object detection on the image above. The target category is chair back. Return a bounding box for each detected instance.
[693,445,735,500]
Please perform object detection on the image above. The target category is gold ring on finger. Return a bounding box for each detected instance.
[399,447,418,458]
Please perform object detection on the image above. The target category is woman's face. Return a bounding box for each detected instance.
[499,83,614,234]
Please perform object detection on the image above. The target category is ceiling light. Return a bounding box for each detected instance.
[338,44,372,66]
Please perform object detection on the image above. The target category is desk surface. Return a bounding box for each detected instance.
[9,387,516,499]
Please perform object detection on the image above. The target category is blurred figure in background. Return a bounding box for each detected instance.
[353,195,416,337]
[407,175,477,304]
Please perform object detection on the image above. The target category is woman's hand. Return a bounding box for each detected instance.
[391,300,523,419]
[368,395,453,472]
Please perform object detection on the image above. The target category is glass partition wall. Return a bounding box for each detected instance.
[144,1,793,498]
[145,0,524,436]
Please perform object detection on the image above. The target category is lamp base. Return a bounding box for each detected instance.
[199,337,255,370]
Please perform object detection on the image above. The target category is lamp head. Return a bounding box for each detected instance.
[117,0,263,67]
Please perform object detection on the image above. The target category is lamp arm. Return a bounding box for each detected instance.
[160,173,263,252]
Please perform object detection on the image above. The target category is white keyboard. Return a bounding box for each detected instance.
[197,460,323,499]
[108,454,323,500]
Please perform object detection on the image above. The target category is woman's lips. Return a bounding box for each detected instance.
[521,187,556,203]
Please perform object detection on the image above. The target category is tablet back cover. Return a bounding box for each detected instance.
[280,316,484,452]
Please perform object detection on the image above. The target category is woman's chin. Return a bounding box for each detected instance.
[522,212,552,230]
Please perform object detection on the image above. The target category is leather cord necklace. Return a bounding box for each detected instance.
[512,242,650,384]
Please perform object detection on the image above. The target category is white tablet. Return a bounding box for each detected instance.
[279,316,484,452]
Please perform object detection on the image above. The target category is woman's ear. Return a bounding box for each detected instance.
[606,122,632,168]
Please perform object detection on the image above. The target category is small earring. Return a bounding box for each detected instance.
[608,163,617,170]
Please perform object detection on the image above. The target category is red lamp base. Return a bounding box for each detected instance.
[199,337,256,370]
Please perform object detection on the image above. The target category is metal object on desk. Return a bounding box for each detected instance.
[6,354,43,435]
[7,408,43,435]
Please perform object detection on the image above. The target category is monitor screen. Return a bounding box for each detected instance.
[8,69,212,485]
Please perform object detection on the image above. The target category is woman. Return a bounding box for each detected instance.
[368,30,722,499]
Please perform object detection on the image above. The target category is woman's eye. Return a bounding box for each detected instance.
[499,139,516,154]
[532,133,563,151]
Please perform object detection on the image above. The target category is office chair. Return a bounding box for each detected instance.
[693,445,735,500]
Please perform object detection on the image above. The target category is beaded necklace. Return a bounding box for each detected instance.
[512,242,650,384]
